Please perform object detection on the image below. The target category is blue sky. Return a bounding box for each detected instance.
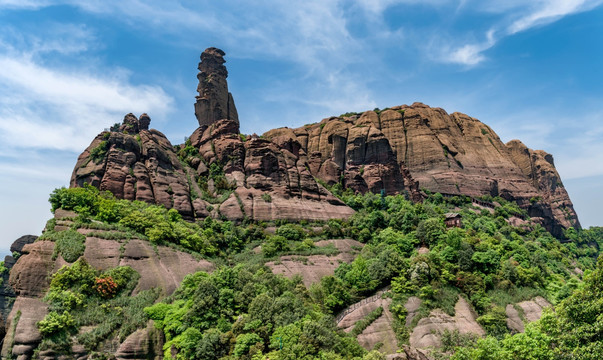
[1,0,602,252]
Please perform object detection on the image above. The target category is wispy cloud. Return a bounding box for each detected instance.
[0,22,173,153]
[438,0,603,65]
[0,55,173,151]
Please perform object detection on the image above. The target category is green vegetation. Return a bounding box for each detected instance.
[90,140,109,163]
[47,185,265,257]
[38,183,603,359]
[351,306,383,336]
[43,229,86,262]
[145,265,367,360]
[36,259,159,356]
[451,254,603,359]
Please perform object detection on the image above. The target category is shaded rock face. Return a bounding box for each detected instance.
[188,119,355,221]
[264,117,422,202]
[71,113,196,219]
[280,103,579,236]
[0,236,37,347]
[506,140,580,236]
[194,47,238,127]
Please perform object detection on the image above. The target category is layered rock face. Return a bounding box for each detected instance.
[187,118,354,221]
[282,103,579,236]
[194,47,238,127]
[71,48,578,235]
[71,113,196,219]
[71,48,353,222]
[264,114,422,202]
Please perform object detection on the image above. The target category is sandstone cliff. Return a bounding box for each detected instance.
[71,113,196,219]
[276,103,579,237]
[71,48,354,223]
[71,48,578,236]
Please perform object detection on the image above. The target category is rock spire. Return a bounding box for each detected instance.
[194,47,239,127]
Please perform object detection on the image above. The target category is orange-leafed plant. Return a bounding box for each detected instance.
[94,275,118,298]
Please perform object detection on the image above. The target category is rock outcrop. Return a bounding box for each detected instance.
[338,297,398,354]
[280,103,579,236]
[71,48,355,223]
[505,296,552,333]
[0,235,37,346]
[409,296,485,350]
[71,113,196,219]
[194,47,238,127]
[70,48,579,235]
[187,119,355,222]
[264,118,422,202]
[266,239,363,287]
[0,214,213,359]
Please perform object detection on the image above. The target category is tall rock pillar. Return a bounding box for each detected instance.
[194,47,239,127]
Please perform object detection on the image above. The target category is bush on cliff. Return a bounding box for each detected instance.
[36,259,158,355]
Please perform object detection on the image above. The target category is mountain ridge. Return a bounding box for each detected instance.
[70,47,579,238]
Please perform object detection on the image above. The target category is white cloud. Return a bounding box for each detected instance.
[0,21,173,154]
[508,0,603,34]
[440,0,603,65]
[0,0,51,9]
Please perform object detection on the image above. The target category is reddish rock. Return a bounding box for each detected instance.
[194,47,238,127]
[0,297,48,359]
[266,239,363,286]
[189,119,355,222]
[2,233,213,359]
[9,242,61,297]
[114,321,164,359]
[70,114,195,219]
[283,103,579,236]
[70,51,578,235]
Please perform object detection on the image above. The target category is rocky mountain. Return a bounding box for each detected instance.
[268,103,579,237]
[0,47,590,360]
[71,47,579,237]
[71,48,353,223]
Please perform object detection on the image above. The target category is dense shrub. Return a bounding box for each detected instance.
[51,229,86,263]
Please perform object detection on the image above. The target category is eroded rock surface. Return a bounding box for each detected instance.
[506,296,552,333]
[188,119,355,222]
[70,48,579,236]
[114,321,164,359]
[409,297,484,350]
[71,49,354,223]
[1,231,213,359]
[266,239,362,287]
[70,113,195,219]
[357,299,398,354]
[517,296,551,323]
[194,47,238,127]
[404,296,422,327]
[336,294,399,355]
[280,103,580,236]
